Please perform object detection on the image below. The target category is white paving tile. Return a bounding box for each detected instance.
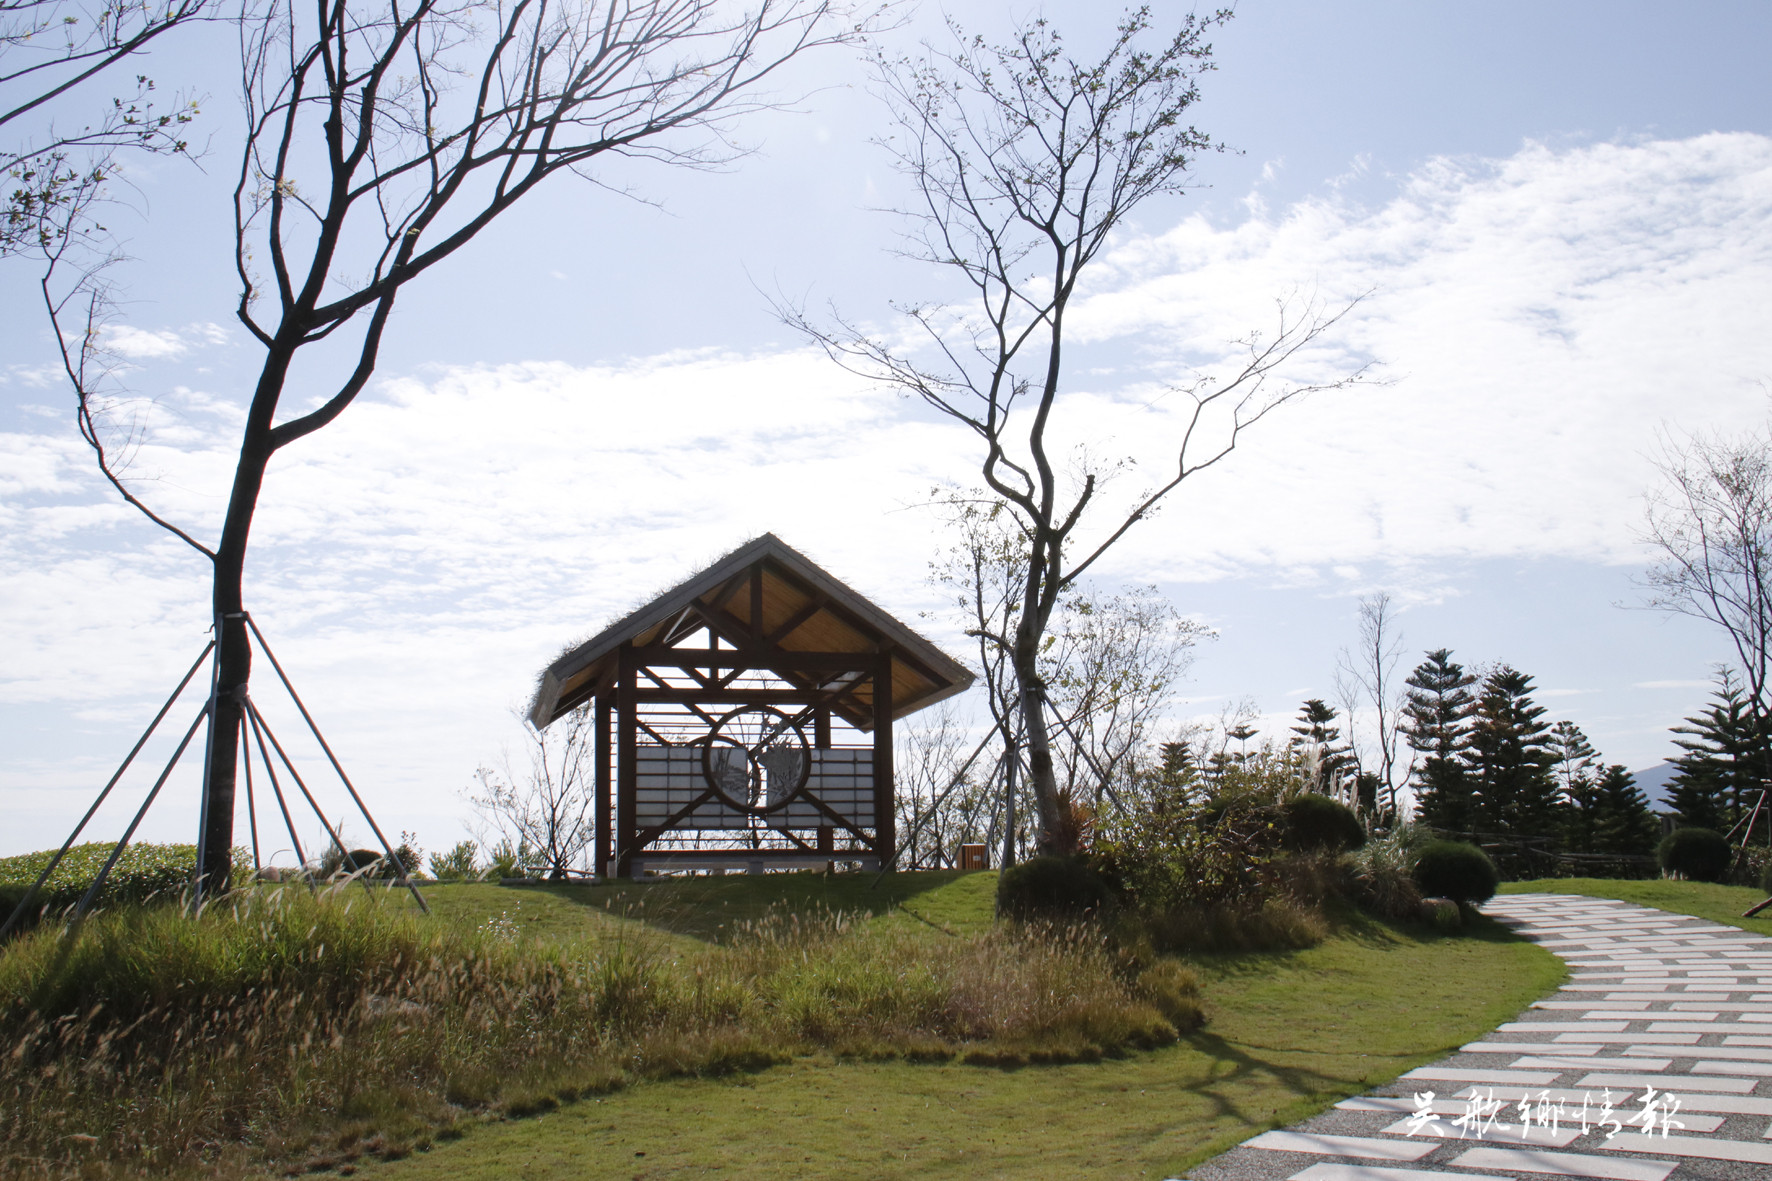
[1501,1023,1629,1033]
[1282,1166,1486,1181]
[1243,1131,1437,1160]
[1555,1034,1698,1045]
[1402,1067,1563,1085]
[1511,1056,1670,1071]
[1445,1146,1676,1181]
[1603,1131,1772,1164]
[1576,1072,1759,1092]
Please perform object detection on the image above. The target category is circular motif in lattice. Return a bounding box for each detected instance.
[700,705,811,814]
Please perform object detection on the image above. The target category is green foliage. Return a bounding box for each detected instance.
[1464,666,1560,836]
[0,843,252,933]
[429,839,482,880]
[1289,698,1355,791]
[1403,649,1478,831]
[0,881,1188,1176]
[1096,790,1283,915]
[485,837,535,879]
[1346,824,1434,920]
[1281,793,1365,852]
[1590,765,1659,857]
[1659,827,1732,882]
[996,855,1113,919]
[1413,840,1499,904]
[1668,668,1766,832]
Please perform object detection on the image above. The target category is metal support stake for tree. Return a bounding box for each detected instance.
[0,643,213,940]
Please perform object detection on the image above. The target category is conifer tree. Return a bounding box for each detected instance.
[1668,668,1765,832]
[1402,649,1478,832]
[1290,698,1356,793]
[1464,666,1561,837]
[1550,720,1602,852]
[1592,764,1658,857]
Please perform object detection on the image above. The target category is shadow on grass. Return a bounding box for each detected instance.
[508,870,992,945]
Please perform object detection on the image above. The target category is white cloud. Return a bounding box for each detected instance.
[4,133,1770,853]
[104,326,190,359]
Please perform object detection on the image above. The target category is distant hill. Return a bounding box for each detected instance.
[1630,760,1681,810]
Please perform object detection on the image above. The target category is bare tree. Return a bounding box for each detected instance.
[469,705,596,879]
[1641,420,1772,728]
[4,0,206,254]
[45,0,856,894]
[1043,581,1208,812]
[1333,591,1408,814]
[785,10,1371,849]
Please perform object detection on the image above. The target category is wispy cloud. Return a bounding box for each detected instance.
[3,133,1769,852]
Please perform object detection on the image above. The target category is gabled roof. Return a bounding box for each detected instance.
[527,534,975,730]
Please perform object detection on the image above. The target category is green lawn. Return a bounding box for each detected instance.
[350,880,1563,1181]
[1499,876,1772,936]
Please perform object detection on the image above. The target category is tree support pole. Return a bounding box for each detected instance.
[245,700,309,869]
[77,703,211,920]
[243,615,425,909]
[0,642,214,940]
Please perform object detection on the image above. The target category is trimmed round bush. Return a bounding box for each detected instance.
[1281,794,1366,852]
[1659,827,1731,883]
[1412,840,1499,905]
[996,854,1114,919]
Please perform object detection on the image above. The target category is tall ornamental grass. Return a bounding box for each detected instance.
[1,886,1197,1179]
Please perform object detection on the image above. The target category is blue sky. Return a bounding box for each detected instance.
[3,1,1771,858]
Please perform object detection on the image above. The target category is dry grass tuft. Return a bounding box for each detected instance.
[0,886,1189,1178]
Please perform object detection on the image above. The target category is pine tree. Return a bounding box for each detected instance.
[1464,666,1562,838]
[1402,649,1478,832]
[1549,721,1602,853]
[1592,764,1658,857]
[1289,698,1356,793]
[1668,668,1765,832]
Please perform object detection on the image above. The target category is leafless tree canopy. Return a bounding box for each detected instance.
[1641,420,1772,720]
[40,0,855,893]
[3,0,205,254]
[1334,591,1408,812]
[785,10,1371,847]
[469,705,596,878]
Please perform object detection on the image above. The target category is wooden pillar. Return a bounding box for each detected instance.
[595,689,612,878]
[814,704,831,750]
[873,648,895,868]
[616,643,638,879]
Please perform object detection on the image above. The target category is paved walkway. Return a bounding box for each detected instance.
[1186,894,1772,1181]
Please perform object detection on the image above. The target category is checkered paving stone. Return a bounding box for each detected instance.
[1183,894,1772,1181]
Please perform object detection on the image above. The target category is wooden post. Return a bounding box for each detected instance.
[814,704,831,750]
[595,689,612,879]
[616,643,638,879]
[873,648,894,868]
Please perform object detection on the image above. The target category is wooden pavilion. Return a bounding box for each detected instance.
[527,534,975,877]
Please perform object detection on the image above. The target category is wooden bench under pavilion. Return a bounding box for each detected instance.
[527,534,975,877]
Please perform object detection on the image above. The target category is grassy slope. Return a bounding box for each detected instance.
[1500,876,1772,936]
[360,877,1563,1181]
[403,870,996,945]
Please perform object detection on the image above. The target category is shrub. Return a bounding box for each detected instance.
[1413,841,1499,904]
[1659,827,1732,883]
[1281,793,1365,852]
[1345,823,1432,920]
[429,840,481,880]
[0,843,253,936]
[996,855,1113,919]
